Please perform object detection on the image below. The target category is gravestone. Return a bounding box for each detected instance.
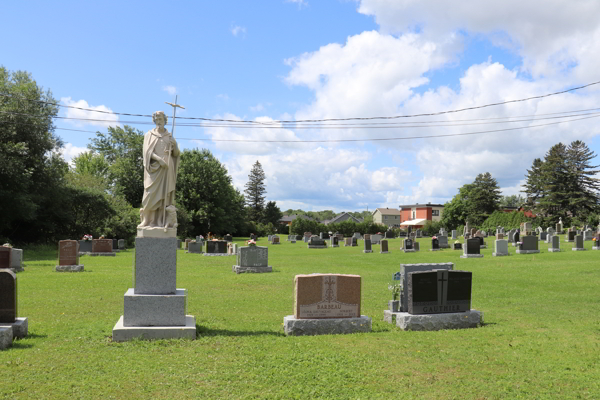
[56,240,84,272]
[394,263,454,313]
[556,220,563,234]
[592,234,600,250]
[572,235,585,251]
[516,236,539,254]
[78,240,93,253]
[185,239,192,249]
[584,230,594,241]
[177,239,182,249]
[308,236,327,249]
[233,245,272,273]
[546,233,553,244]
[284,274,371,336]
[385,231,395,239]
[453,242,462,250]
[187,241,203,254]
[539,232,547,241]
[224,234,233,242]
[430,238,441,251]
[507,230,515,242]
[478,236,487,249]
[118,239,125,250]
[416,229,422,238]
[271,236,281,245]
[0,247,12,269]
[112,239,119,251]
[380,239,389,254]
[344,238,352,247]
[351,237,358,247]
[438,235,449,248]
[10,249,23,272]
[512,231,520,247]
[414,242,420,251]
[330,236,339,247]
[403,238,415,253]
[204,240,228,256]
[566,231,576,242]
[461,238,483,258]
[496,233,504,240]
[304,232,312,240]
[363,239,372,253]
[92,239,115,255]
[407,270,472,314]
[352,232,362,240]
[492,239,509,257]
[451,230,457,240]
[549,235,561,252]
[363,234,371,241]
[547,227,555,235]
[0,269,28,339]
[370,234,382,244]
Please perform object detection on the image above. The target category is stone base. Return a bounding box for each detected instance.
[492,253,510,257]
[344,244,351,247]
[429,249,442,252]
[283,315,372,336]
[565,240,574,243]
[0,317,28,339]
[548,248,561,252]
[112,315,196,342]
[480,245,487,249]
[592,247,599,250]
[572,248,586,251]
[384,310,482,331]
[308,245,327,249]
[363,250,372,253]
[89,252,116,257]
[10,267,24,273]
[515,250,540,254]
[123,288,187,326]
[55,265,84,272]
[330,244,339,247]
[136,227,177,238]
[232,265,273,274]
[460,254,484,258]
[0,327,12,350]
[202,253,229,256]
[403,249,416,253]
[380,251,390,254]
[185,251,203,254]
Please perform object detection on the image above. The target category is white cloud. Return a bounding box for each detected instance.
[250,103,266,112]
[61,97,120,128]
[285,0,308,9]
[231,25,246,37]
[162,85,177,96]
[60,143,88,165]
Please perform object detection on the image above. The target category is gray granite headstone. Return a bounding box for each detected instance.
[370,234,382,244]
[492,239,509,256]
[238,246,268,267]
[451,230,457,240]
[134,237,177,295]
[187,242,202,253]
[363,239,372,253]
[573,235,585,251]
[516,236,539,254]
[118,239,125,250]
[438,235,449,248]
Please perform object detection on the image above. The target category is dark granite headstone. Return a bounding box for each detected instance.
[385,231,395,239]
[308,236,326,247]
[540,232,547,241]
[0,247,12,269]
[404,238,413,250]
[568,231,576,241]
[466,238,480,255]
[112,239,118,250]
[513,232,520,244]
[206,240,227,254]
[237,246,268,267]
[453,242,462,250]
[364,239,372,252]
[78,240,92,253]
[0,269,17,323]
[407,270,471,315]
[380,240,389,253]
[224,234,233,242]
[351,237,358,246]
[331,236,339,246]
[431,238,440,250]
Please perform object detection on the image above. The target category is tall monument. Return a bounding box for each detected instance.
[113,100,195,341]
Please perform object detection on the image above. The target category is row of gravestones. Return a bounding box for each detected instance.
[0,246,24,272]
[55,239,125,272]
[78,239,124,254]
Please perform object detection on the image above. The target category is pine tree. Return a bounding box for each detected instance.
[537,143,570,222]
[566,140,600,218]
[522,158,545,209]
[244,161,266,222]
[468,172,501,225]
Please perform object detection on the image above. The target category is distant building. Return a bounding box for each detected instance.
[372,208,401,227]
[322,212,363,226]
[278,214,316,226]
[398,203,444,229]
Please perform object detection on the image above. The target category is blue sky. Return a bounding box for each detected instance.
[3,0,600,212]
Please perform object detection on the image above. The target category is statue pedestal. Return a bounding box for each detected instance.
[136,227,177,238]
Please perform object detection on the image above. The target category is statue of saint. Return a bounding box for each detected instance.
[138,111,180,232]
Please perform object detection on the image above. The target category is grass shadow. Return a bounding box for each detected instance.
[9,342,35,349]
[196,325,285,338]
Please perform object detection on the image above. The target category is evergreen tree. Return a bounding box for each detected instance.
[469,172,502,225]
[244,161,266,222]
[535,143,570,223]
[522,157,545,209]
[566,140,600,217]
[263,201,282,225]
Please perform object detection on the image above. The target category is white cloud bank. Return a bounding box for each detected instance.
[61,97,120,128]
[59,143,88,165]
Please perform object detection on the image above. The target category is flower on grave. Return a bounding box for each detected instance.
[593,237,597,241]
[247,239,257,246]
[82,234,93,241]
[454,240,460,244]
[2,243,12,248]
[388,283,402,301]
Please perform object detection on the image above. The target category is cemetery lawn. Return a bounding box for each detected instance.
[2,238,599,400]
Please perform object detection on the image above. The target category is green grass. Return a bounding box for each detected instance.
[1,236,599,399]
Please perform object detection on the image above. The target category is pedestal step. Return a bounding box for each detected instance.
[123,288,187,326]
[112,315,196,342]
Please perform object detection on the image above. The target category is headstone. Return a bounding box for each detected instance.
[430,238,440,251]
[0,269,17,322]
[92,239,113,253]
[512,231,520,246]
[407,270,472,314]
[344,238,352,247]
[330,236,339,247]
[224,234,233,242]
[451,230,457,240]
[508,230,515,242]
[370,234,382,244]
[461,238,483,258]
[516,236,539,254]
[556,220,563,234]
[233,245,271,273]
[10,249,23,272]
[352,232,362,240]
[492,239,509,257]
[403,238,415,253]
[187,241,202,254]
[547,227,555,235]
[363,239,372,253]
[363,233,371,241]
[271,236,280,244]
[584,230,594,241]
[496,233,504,240]
[385,231,395,239]
[118,239,125,250]
[572,235,585,251]
[566,231,576,242]
[414,242,420,251]
[380,239,389,254]
[0,247,12,269]
[205,240,228,255]
[177,239,182,249]
[549,235,561,252]
[185,239,192,249]
[78,240,92,253]
[351,237,358,247]
[112,239,119,250]
[416,229,422,238]
[304,232,312,239]
[592,234,600,250]
[539,232,547,241]
[284,274,371,336]
[453,242,462,250]
[438,235,449,248]
[308,236,327,249]
[56,240,84,272]
[395,263,454,312]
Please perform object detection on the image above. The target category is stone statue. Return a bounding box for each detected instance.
[137,111,180,236]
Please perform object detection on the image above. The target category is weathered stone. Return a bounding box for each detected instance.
[55,265,84,272]
[283,315,371,336]
[294,274,361,319]
[492,239,509,256]
[58,240,79,266]
[92,239,113,253]
[0,327,12,350]
[387,310,483,331]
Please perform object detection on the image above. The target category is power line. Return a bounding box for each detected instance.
[0,79,599,123]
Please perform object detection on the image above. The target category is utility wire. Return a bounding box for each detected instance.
[0,79,598,123]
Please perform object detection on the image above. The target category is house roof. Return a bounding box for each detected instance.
[324,212,362,225]
[400,218,428,226]
[399,203,445,209]
[373,208,400,215]
[278,214,315,223]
